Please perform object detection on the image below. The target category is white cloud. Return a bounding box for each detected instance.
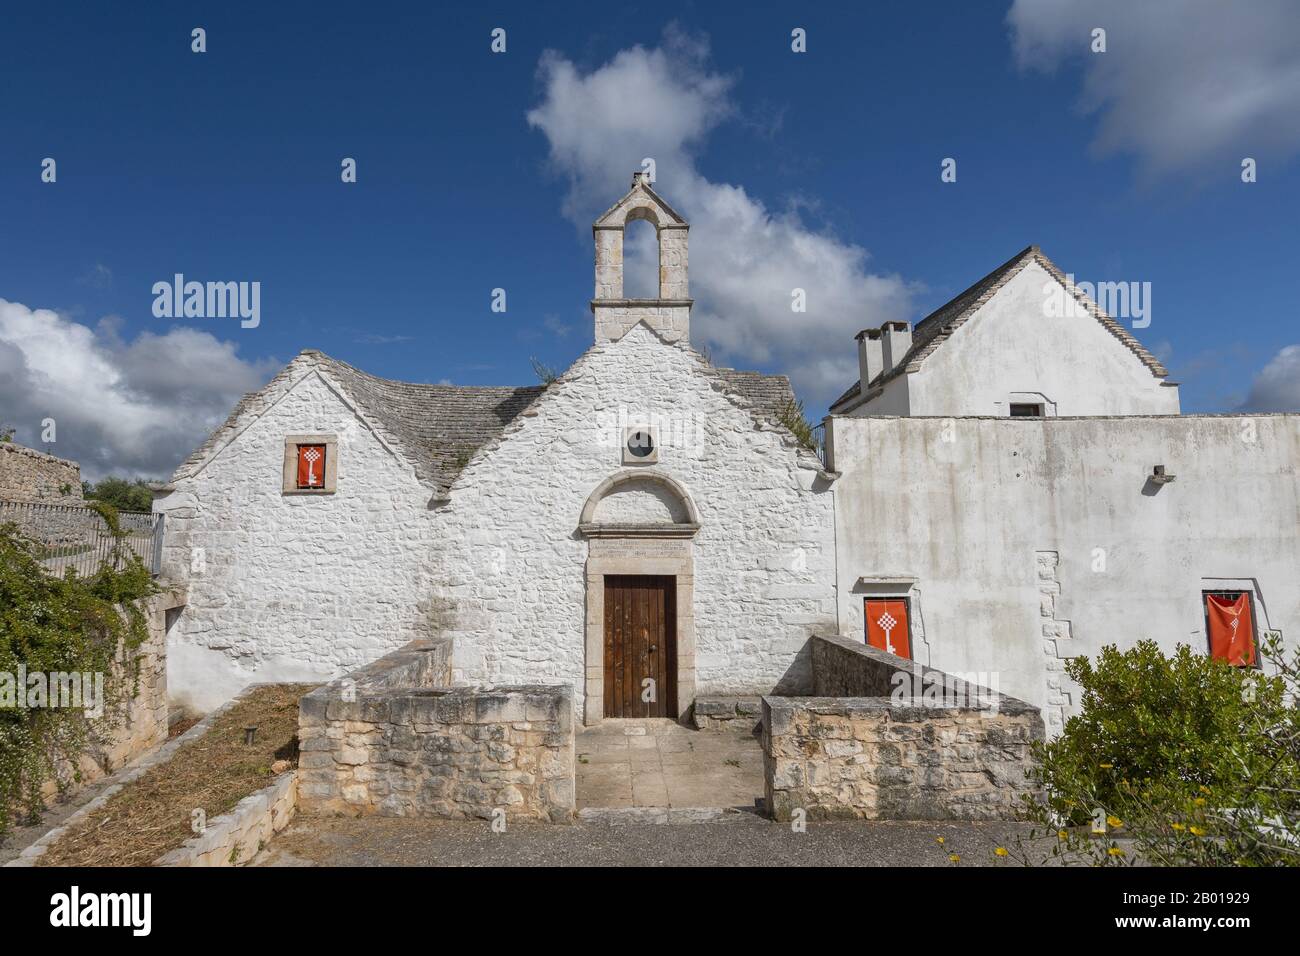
[77,263,113,290]
[1240,344,1300,412]
[0,298,279,480]
[526,28,915,405]
[1008,0,1300,177]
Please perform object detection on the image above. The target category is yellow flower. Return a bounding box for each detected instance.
[994,847,1009,857]
[1198,784,1211,795]
[1057,829,1068,840]
[1099,763,1114,769]
[1171,822,1186,832]
[1194,798,1206,807]
[1190,826,1207,837]
[935,836,945,845]
[1107,847,1125,857]
[1106,815,1123,829]
[949,853,961,863]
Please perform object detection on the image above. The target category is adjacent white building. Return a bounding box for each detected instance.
[831,246,1180,418]
[156,174,1298,731]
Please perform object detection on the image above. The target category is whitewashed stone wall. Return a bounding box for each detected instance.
[859,262,1180,417]
[155,369,437,712]
[432,325,837,716]
[829,413,1300,725]
[158,333,834,718]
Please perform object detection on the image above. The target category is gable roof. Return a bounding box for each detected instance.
[593,176,689,228]
[172,348,802,496]
[170,351,545,496]
[829,245,1170,411]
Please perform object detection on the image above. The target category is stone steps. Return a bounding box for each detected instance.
[576,805,762,825]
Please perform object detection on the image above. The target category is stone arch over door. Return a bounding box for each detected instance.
[579,470,699,725]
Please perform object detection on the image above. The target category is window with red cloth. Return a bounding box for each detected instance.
[864,597,912,660]
[1204,591,1257,667]
[296,444,327,489]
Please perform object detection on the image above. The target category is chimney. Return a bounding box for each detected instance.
[855,328,883,390]
[880,321,913,373]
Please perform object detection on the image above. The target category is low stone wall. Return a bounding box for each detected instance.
[298,638,575,822]
[0,442,83,505]
[812,632,1013,703]
[691,696,762,733]
[763,635,1043,821]
[156,772,297,867]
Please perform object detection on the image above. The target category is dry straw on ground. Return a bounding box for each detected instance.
[38,683,315,867]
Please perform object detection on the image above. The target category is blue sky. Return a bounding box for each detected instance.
[2,1,1298,478]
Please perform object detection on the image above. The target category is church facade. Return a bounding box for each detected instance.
[156,173,837,718]
[155,173,1300,731]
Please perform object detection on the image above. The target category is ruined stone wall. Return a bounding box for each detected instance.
[0,442,83,505]
[297,639,575,822]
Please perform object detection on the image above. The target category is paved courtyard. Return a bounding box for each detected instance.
[574,719,764,811]
[255,816,1052,867]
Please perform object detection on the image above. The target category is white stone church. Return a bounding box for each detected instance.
[155,173,1299,734]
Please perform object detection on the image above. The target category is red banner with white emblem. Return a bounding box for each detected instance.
[1206,592,1256,667]
[865,598,911,659]
[297,444,326,488]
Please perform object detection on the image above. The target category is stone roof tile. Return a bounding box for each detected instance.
[173,349,800,494]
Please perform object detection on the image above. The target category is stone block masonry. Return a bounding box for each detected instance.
[0,441,83,505]
[297,638,575,822]
[764,635,1043,821]
[691,696,762,733]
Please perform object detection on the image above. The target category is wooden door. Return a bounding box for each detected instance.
[603,575,677,718]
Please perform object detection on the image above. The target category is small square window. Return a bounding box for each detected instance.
[1009,403,1044,417]
[282,435,337,494]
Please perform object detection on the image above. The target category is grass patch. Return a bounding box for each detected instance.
[37,683,314,867]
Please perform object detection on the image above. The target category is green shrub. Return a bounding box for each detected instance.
[776,397,817,452]
[0,523,156,834]
[1020,637,1299,866]
[83,476,155,513]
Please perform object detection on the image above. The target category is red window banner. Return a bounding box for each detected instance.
[296,444,326,489]
[1206,592,1256,667]
[865,598,911,659]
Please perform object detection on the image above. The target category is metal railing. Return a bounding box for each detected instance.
[811,422,830,471]
[0,499,164,577]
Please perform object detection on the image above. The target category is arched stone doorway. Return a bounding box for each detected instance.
[579,471,699,725]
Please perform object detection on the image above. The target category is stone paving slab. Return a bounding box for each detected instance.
[575,719,763,812]
[253,816,1058,867]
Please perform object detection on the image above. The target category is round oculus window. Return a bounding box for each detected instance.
[626,429,655,458]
